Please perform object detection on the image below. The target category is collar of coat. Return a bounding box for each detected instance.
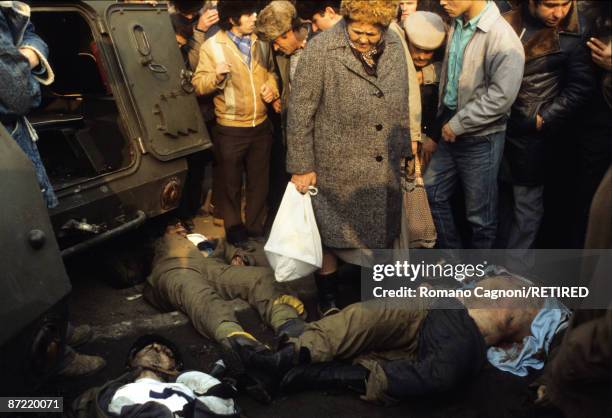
[503,1,581,62]
[322,19,401,88]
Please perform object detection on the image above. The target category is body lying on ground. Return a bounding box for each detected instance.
[233,276,541,405]
[143,226,306,353]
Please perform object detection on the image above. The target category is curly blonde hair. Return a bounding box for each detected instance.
[340,0,400,27]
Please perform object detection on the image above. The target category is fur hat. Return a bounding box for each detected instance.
[171,0,204,14]
[256,0,298,42]
[403,11,446,50]
[340,0,399,27]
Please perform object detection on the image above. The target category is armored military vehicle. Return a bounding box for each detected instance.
[28,0,211,256]
[0,0,211,392]
[0,122,72,395]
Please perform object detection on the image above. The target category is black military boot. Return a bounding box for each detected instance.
[315,272,340,317]
[223,334,275,404]
[275,318,306,339]
[280,362,369,395]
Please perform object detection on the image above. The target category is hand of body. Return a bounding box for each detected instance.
[261,84,276,103]
[272,98,282,113]
[291,172,317,194]
[587,37,612,72]
[197,9,220,33]
[421,137,437,169]
[441,123,457,143]
[536,114,544,131]
[416,70,424,85]
[215,62,231,84]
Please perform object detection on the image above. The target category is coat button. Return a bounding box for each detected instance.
[375,124,383,131]
[376,156,383,162]
[375,91,384,98]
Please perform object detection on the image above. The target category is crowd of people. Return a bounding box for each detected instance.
[155,0,612,416]
[170,0,610,314]
[1,0,610,416]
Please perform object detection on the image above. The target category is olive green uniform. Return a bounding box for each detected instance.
[290,298,431,404]
[144,233,304,342]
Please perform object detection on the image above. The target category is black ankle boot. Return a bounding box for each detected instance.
[276,318,306,339]
[230,339,300,378]
[281,362,369,395]
[315,272,340,317]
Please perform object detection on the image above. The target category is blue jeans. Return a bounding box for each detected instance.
[424,131,505,249]
[9,119,58,208]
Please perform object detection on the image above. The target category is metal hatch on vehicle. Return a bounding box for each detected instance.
[0,124,72,346]
[104,2,211,161]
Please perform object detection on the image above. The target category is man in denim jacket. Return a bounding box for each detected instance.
[0,1,57,208]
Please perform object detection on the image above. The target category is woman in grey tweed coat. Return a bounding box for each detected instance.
[286,0,411,315]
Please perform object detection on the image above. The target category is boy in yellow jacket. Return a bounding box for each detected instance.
[193,0,279,245]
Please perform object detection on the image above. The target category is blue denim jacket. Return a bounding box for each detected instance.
[1,1,58,207]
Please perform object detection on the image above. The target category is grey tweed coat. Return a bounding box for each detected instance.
[286,20,412,249]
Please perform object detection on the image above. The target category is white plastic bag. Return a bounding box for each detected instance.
[265,182,322,282]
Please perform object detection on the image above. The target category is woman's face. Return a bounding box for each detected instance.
[408,42,435,68]
[347,21,383,53]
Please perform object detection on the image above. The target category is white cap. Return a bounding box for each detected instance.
[403,11,447,51]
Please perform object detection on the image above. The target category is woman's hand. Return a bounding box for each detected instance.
[291,172,317,194]
[421,137,437,170]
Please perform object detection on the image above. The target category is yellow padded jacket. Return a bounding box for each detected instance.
[192,30,279,128]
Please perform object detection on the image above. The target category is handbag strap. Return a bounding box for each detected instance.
[414,151,424,186]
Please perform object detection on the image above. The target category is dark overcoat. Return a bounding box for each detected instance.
[502,4,596,186]
[286,21,411,249]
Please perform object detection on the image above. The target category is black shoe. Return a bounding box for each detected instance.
[281,362,369,395]
[276,318,306,339]
[222,334,269,375]
[315,272,340,317]
[67,324,93,348]
[222,334,276,404]
[237,368,276,404]
[226,224,249,247]
[231,341,298,379]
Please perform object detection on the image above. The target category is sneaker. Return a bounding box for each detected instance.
[67,324,93,348]
[59,353,106,377]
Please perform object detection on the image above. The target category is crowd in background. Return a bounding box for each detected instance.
[170,0,610,254]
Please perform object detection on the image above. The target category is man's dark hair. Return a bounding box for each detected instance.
[171,0,204,15]
[295,0,341,21]
[580,0,611,38]
[217,0,259,31]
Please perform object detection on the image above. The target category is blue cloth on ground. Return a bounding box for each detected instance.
[487,297,571,376]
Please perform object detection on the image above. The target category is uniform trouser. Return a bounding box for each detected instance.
[145,233,299,342]
[291,298,430,404]
[212,122,273,237]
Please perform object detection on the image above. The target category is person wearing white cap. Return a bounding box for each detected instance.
[403,11,447,167]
